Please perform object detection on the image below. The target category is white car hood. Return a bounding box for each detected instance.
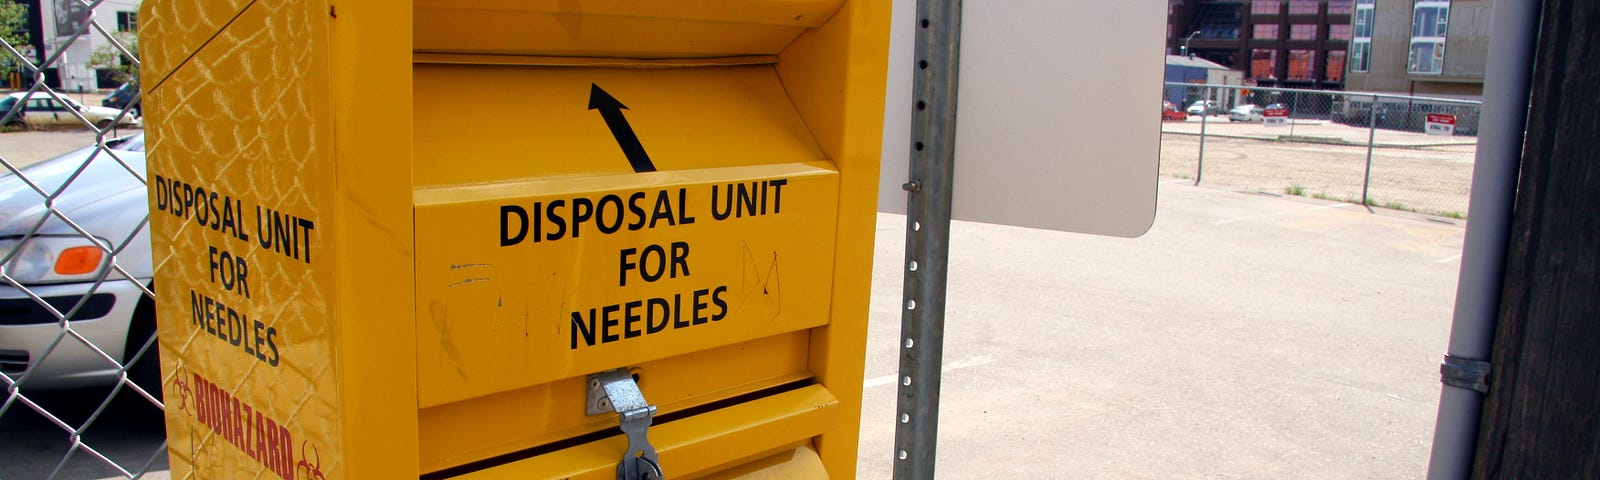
[0,144,153,278]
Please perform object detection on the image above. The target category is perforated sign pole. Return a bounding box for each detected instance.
[893,0,960,478]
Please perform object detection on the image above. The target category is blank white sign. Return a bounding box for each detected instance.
[879,0,1164,238]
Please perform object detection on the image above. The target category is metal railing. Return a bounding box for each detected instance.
[0,0,163,478]
[1162,82,1482,218]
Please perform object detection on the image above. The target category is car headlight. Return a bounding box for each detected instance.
[0,235,111,284]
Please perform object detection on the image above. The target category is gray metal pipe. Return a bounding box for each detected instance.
[1424,0,1542,478]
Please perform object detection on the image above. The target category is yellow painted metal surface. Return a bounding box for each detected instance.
[706,447,829,479]
[414,0,844,58]
[145,0,886,478]
[775,0,890,475]
[412,64,826,186]
[143,2,345,479]
[418,332,813,472]
[414,162,839,402]
[143,0,417,479]
[450,385,839,480]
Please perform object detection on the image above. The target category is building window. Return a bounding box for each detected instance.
[1409,0,1449,74]
[1290,24,1319,40]
[1326,50,1347,81]
[1409,41,1446,74]
[1252,0,1280,15]
[1353,0,1375,37]
[116,11,137,32]
[1351,41,1371,72]
[1328,0,1356,15]
[1288,49,1316,80]
[1329,24,1353,41]
[1289,0,1319,15]
[1254,24,1280,39]
[1350,0,1374,72]
[1412,1,1449,37]
[1252,49,1279,79]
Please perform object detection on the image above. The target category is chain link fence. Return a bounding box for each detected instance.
[0,0,165,478]
[1162,83,1481,219]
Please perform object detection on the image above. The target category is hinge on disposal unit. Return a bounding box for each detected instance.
[587,368,664,480]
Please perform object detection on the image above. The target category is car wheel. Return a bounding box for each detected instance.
[124,291,163,401]
[3,120,24,131]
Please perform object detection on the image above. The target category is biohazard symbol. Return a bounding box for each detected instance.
[171,375,194,416]
[296,440,326,480]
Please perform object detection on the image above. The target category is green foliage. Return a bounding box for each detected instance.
[90,31,139,84]
[1284,185,1307,196]
[0,0,30,78]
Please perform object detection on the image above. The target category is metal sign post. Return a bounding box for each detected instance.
[893,0,960,478]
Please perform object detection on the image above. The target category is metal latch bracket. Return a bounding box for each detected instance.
[587,368,663,480]
[1441,355,1490,394]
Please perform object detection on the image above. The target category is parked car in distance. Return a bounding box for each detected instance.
[1162,101,1188,121]
[1229,104,1265,122]
[0,134,159,398]
[0,92,139,130]
[1186,100,1222,116]
[101,82,141,117]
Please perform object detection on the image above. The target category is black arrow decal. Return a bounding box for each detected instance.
[588,84,657,173]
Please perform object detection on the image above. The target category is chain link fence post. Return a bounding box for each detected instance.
[1196,85,1208,186]
[1363,93,1378,207]
[1289,90,1299,138]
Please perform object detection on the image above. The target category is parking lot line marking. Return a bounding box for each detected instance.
[1435,254,1462,263]
[863,355,995,389]
[1210,202,1354,225]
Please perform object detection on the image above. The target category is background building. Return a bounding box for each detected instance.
[1167,0,1352,90]
[1343,0,1490,99]
[6,0,138,91]
[1165,54,1247,108]
[1167,0,1491,99]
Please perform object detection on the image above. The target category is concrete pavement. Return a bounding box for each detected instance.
[857,179,1463,478]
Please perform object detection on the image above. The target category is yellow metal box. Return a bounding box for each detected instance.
[141,1,888,478]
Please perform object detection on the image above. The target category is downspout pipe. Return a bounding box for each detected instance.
[1424,1,1542,478]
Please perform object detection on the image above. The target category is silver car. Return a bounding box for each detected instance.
[1228,104,1265,122]
[0,92,141,130]
[1186,100,1221,116]
[0,135,157,396]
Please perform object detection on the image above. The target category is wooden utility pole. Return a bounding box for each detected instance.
[1472,0,1600,477]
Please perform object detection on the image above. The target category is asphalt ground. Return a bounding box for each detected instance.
[0,126,1465,478]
